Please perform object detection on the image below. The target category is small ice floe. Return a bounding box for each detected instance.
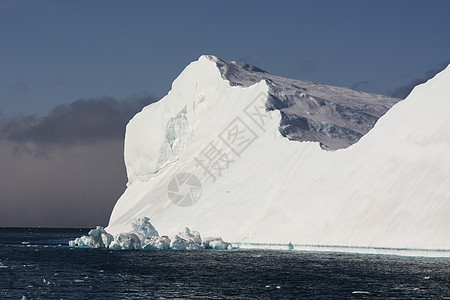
[264,285,281,289]
[132,216,159,237]
[74,279,84,283]
[21,241,29,245]
[69,226,114,249]
[287,242,294,250]
[171,227,203,250]
[42,278,51,286]
[0,262,7,269]
[109,233,141,250]
[202,237,232,250]
[352,291,370,295]
[424,276,430,280]
[142,235,171,250]
[171,228,232,250]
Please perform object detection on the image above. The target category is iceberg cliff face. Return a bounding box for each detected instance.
[107,55,450,252]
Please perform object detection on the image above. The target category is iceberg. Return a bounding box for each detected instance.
[86,55,448,256]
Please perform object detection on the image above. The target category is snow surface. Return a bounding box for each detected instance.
[105,55,449,255]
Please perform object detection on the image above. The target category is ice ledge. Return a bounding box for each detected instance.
[233,242,450,258]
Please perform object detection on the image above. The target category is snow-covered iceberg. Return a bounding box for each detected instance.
[103,55,449,255]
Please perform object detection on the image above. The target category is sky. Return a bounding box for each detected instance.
[1,0,449,227]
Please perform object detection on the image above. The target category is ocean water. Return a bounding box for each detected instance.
[1,228,449,299]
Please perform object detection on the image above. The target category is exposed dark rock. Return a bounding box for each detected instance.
[205,55,400,150]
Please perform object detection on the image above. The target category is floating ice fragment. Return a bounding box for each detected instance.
[109,233,142,250]
[69,217,232,251]
[69,235,91,247]
[88,226,114,249]
[171,227,204,250]
[202,237,232,250]
[142,236,171,250]
[132,217,159,239]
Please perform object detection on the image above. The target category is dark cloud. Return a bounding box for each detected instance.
[0,94,158,227]
[0,94,157,146]
[291,59,318,75]
[391,60,450,99]
[352,81,371,91]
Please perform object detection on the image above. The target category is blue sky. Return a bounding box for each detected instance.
[1,0,450,115]
[1,0,450,227]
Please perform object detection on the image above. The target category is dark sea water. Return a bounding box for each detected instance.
[0,228,449,299]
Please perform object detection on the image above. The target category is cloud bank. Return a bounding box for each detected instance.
[0,94,157,227]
